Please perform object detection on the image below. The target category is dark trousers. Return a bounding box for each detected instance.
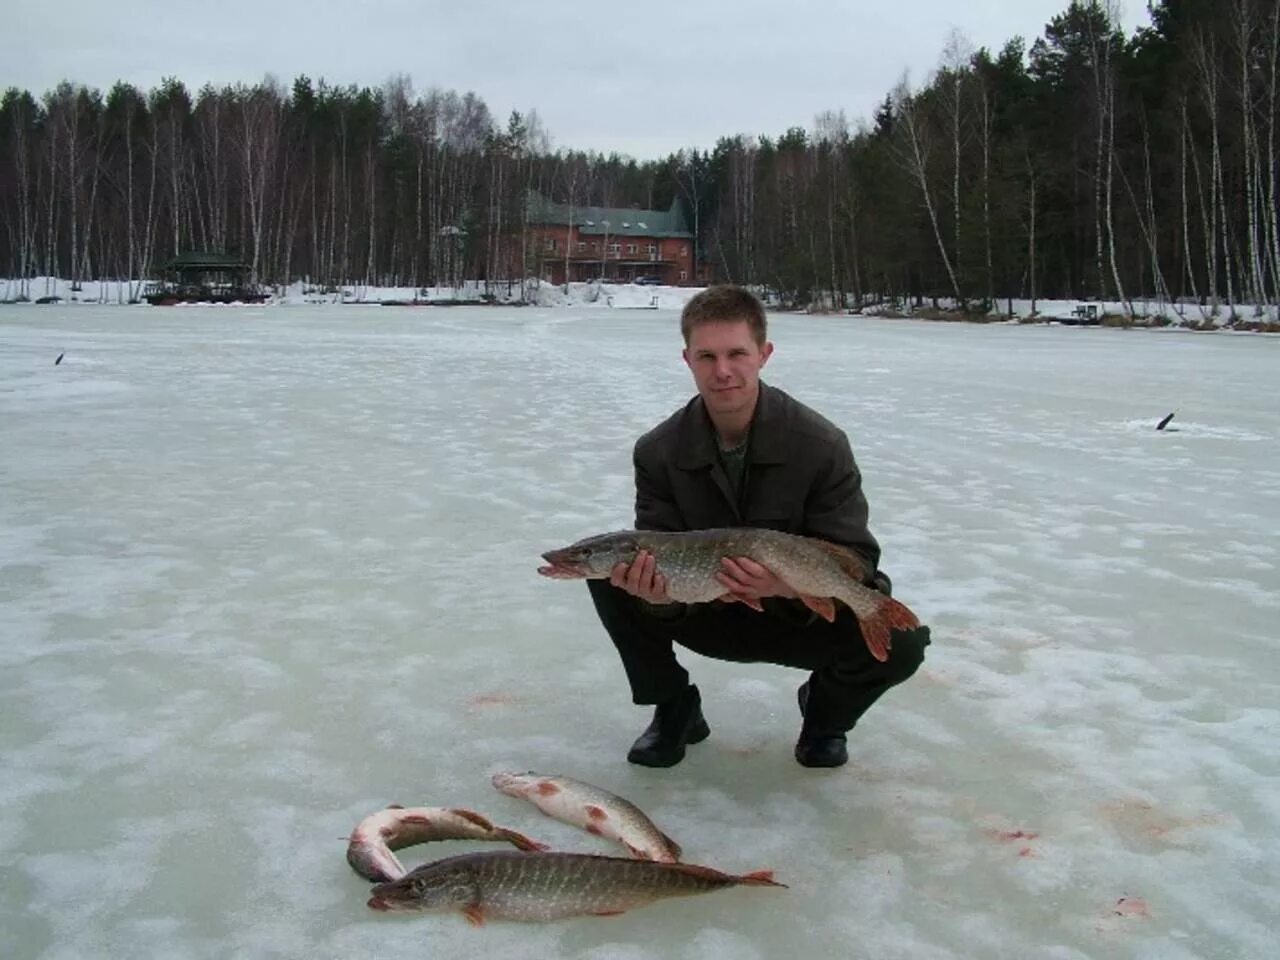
[586,580,930,735]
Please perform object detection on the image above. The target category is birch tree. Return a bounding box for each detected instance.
[894,75,963,304]
[233,80,283,283]
[1,90,39,297]
[940,29,974,299]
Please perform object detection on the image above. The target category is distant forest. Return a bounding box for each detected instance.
[1,0,1275,316]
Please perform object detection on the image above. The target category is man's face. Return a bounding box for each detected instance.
[682,320,773,420]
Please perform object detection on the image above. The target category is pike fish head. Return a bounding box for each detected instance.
[540,531,641,578]
[490,770,544,797]
[367,862,478,913]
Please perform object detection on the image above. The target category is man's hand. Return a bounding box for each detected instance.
[715,556,797,607]
[610,550,673,604]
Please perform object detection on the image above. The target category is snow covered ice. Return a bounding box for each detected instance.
[1,304,1277,959]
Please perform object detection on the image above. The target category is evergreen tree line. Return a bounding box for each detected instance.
[1,0,1274,317]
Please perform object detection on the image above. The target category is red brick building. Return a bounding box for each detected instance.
[525,192,698,286]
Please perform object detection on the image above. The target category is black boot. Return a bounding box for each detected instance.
[627,684,710,767]
[795,681,848,768]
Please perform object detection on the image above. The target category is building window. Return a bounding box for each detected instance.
[608,243,621,255]
[647,244,657,255]
[679,270,688,281]
[590,241,599,252]
[577,242,586,253]
[680,245,688,257]
[545,238,558,252]
[627,243,637,254]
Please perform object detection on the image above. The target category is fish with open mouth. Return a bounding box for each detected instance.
[346,805,548,882]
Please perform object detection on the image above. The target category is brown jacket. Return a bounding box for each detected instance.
[632,381,889,593]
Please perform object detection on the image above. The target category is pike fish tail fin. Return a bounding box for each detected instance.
[858,597,920,663]
[666,863,786,888]
[738,869,787,888]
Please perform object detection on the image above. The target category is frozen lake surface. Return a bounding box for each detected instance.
[2,305,1277,959]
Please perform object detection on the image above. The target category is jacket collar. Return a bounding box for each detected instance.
[675,381,788,469]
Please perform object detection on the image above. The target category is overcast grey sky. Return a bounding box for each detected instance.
[9,0,1150,160]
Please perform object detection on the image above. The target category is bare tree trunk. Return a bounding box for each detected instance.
[60,91,83,287]
[44,118,59,292]
[1093,87,1105,299]
[272,144,293,287]
[1026,148,1038,316]
[340,113,351,285]
[282,175,304,289]
[1103,42,1128,314]
[980,78,994,307]
[848,195,863,308]
[236,86,280,285]
[414,146,424,286]
[426,126,441,286]
[940,29,972,303]
[562,159,581,290]
[827,172,839,308]
[81,138,102,286]
[1179,98,1206,320]
[1237,0,1265,310]
[365,141,377,285]
[1089,11,1108,300]
[186,156,206,253]
[1119,112,1171,311]
[676,150,706,284]
[1267,0,1280,305]
[168,107,182,256]
[728,137,756,285]
[952,70,961,296]
[10,102,35,297]
[202,96,225,251]
[895,79,963,305]
[327,151,338,285]
[1191,31,1222,315]
[488,145,504,291]
[123,98,136,295]
[142,117,157,291]
[1218,141,1237,318]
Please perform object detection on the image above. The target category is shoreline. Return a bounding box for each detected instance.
[4,277,1279,334]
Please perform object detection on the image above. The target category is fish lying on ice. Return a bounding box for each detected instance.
[367,850,784,923]
[538,527,920,661]
[346,805,548,882]
[492,771,682,862]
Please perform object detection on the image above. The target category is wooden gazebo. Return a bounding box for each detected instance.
[144,252,268,305]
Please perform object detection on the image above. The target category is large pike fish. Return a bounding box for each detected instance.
[538,527,919,661]
[346,805,548,883]
[367,850,784,923]
[492,771,682,862]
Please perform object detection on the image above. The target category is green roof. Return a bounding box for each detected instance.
[165,252,249,270]
[525,191,692,239]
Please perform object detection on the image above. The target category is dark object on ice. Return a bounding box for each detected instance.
[1061,303,1101,326]
[1156,412,1176,431]
[55,353,64,365]
[35,295,61,305]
